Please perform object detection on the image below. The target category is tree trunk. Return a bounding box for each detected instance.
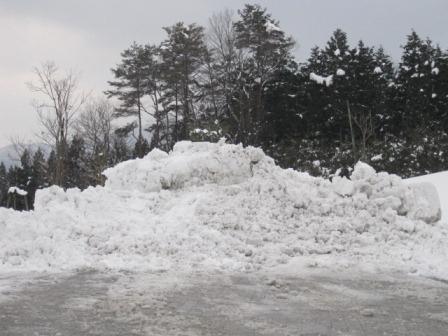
[346,100,357,163]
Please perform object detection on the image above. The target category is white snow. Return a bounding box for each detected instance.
[310,73,333,86]
[8,187,27,196]
[432,67,440,75]
[265,21,282,33]
[334,49,341,56]
[374,67,383,74]
[407,171,448,222]
[0,142,447,279]
[336,69,346,76]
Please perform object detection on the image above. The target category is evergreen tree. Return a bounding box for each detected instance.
[0,163,7,207]
[107,42,151,157]
[429,47,448,130]
[160,22,207,143]
[395,31,438,135]
[302,29,353,142]
[373,46,396,137]
[233,4,295,145]
[110,135,130,165]
[133,137,150,159]
[18,149,33,195]
[47,150,57,185]
[65,136,88,189]
[29,148,48,207]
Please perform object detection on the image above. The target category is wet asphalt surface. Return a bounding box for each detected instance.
[0,269,447,335]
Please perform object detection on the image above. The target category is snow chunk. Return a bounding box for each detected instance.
[334,49,341,56]
[351,162,376,181]
[432,67,440,75]
[332,176,354,196]
[374,66,383,74]
[104,141,267,193]
[336,69,346,76]
[407,182,441,224]
[370,154,383,162]
[310,73,333,86]
[8,187,27,196]
[265,21,282,33]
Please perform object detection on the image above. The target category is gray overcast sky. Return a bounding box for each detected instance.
[1,0,447,147]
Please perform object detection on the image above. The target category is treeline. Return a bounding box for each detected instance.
[105,4,448,176]
[1,4,448,210]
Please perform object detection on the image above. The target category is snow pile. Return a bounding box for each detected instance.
[0,141,447,278]
[103,142,264,193]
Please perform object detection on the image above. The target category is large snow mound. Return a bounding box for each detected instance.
[1,141,447,278]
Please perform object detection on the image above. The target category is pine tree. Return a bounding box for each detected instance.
[373,46,396,137]
[302,29,353,142]
[160,22,207,144]
[396,31,437,135]
[29,148,48,208]
[107,42,150,157]
[18,149,33,194]
[0,163,7,207]
[435,50,448,129]
[233,4,295,145]
[302,46,336,140]
[47,150,57,185]
[65,136,88,189]
[142,44,165,150]
[110,135,130,165]
[133,137,150,159]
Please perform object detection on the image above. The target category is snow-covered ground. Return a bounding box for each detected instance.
[0,141,447,280]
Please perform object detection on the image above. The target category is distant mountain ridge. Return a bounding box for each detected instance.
[0,143,51,168]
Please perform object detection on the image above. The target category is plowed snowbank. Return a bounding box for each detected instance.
[0,141,447,277]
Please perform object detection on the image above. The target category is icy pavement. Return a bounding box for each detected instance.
[1,269,448,335]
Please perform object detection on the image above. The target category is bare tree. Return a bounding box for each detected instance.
[27,61,86,186]
[8,136,30,166]
[207,9,241,132]
[76,98,114,184]
[76,98,113,151]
